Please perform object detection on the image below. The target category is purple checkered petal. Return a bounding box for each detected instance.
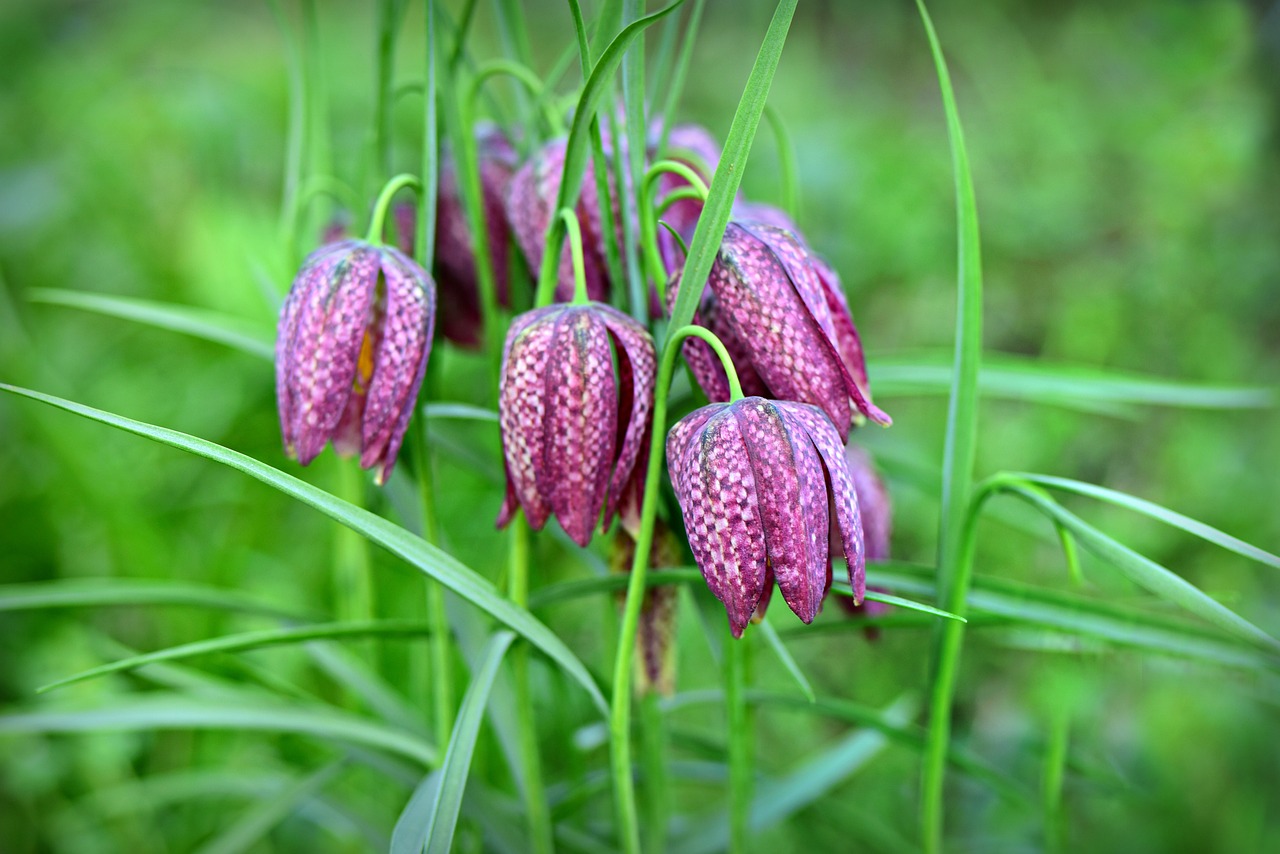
[664,276,766,403]
[666,404,767,637]
[497,307,561,531]
[734,398,829,624]
[596,304,657,526]
[286,243,380,466]
[813,258,870,397]
[360,247,436,484]
[732,201,800,236]
[776,401,866,603]
[537,307,617,546]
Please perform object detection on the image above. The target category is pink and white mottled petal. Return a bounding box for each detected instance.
[684,410,768,637]
[664,403,726,468]
[361,248,437,484]
[290,245,380,466]
[733,398,825,624]
[498,310,559,530]
[597,304,657,524]
[538,308,617,546]
[777,401,867,603]
[813,258,871,395]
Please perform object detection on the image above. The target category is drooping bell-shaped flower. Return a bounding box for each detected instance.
[666,396,867,637]
[435,125,518,347]
[497,302,656,546]
[276,239,436,485]
[505,138,612,303]
[670,221,889,436]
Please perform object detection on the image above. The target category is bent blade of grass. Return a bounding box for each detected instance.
[0,579,306,619]
[861,589,966,622]
[528,569,701,608]
[756,617,814,702]
[38,619,434,694]
[1005,485,1280,651]
[0,695,437,766]
[423,402,500,423]
[422,631,516,853]
[871,353,1274,411]
[28,288,274,360]
[0,383,608,716]
[1010,473,1280,570]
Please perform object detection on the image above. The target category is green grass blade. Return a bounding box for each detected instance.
[1010,473,1280,569]
[0,696,437,766]
[871,352,1274,411]
[28,288,274,359]
[756,617,814,702]
[422,402,500,423]
[423,631,517,853]
[193,761,343,854]
[861,590,966,622]
[391,771,441,854]
[37,619,434,694]
[1005,485,1280,650]
[528,569,701,608]
[915,0,984,848]
[0,383,609,716]
[665,0,798,333]
[0,579,306,619]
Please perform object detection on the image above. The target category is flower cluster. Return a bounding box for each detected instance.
[273,116,892,641]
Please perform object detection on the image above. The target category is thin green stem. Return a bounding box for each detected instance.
[449,0,479,72]
[372,0,402,189]
[640,691,669,854]
[268,0,306,263]
[559,209,590,305]
[619,0,648,324]
[334,462,375,664]
[725,627,752,854]
[467,60,564,136]
[762,103,798,219]
[297,175,361,221]
[657,0,706,151]
[494,0,535,150]
[365,173,422,244]
[1042,705,1070,854]
[412,416,452,748]
[508,513,554,854]
[639,160,709,292]
[677,325,743,401]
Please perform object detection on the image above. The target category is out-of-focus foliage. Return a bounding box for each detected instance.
[1,1,1277,851]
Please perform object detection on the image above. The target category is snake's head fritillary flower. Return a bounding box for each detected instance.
[435,124,518,348]
[670,221,889,436]
[497,302,656,546]
[666,396,867,637]
[505,138,611,303]
[276,239,436,486]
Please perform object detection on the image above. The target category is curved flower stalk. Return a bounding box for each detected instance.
[275,237,437,485]
[670,221,889,436]
[435,124,519,348]
[506,138,612,303]
[497,301,656,546]
[666,396,867,637]
[654,124,722,274]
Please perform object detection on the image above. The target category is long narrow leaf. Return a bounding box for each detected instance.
[38,619,434,694]
[0,384,609,715]
[194,762,343,854]
[0,696,437,765]
[28,288,274,359]
[0,579,305,619]
[423,631,516,852]
[756,618,814,702]
[1010,473,1280,569]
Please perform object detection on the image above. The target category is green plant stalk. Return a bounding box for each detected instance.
[639,160,709,288]
[725,627,752,854]
[268,0,306,265]
[762,103,798,219]
[560,209,590,305]
[365,173,422,244]
[335,461,376,663]
[301,0,329,241]
[610,324,743,853]
[508,513,554,854]
[449,0,479,72]
[372,0,400,189]
[1042,705,1069,854]
[494,0,536,149]
[916,0,983,850]
[619,0,648,324]
[657,0,706,151]
[639,691,669,854]
[646,1,681,114]
[418,0,439,273]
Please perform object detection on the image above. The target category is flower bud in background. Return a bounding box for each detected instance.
[505,138,611,303]
[497,302,656,546]
[833,443,893,626]
[670,221,889,436]
[435,125,518,348]
[276,239,436,485]
[666,396,866,637]
[611,520,681,697]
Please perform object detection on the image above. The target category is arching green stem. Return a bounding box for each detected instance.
[725,625,752,854]
[639,160,709,292]
[558,209,590,306]
[297,175,362,222]
[365,173,422,244]
[609,322,743,854]
[467,60,565,136]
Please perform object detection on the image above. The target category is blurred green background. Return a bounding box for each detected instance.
[2,0,1278,851]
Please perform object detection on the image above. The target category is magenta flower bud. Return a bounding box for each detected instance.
[666,396,867,637]
[276,239,436,485]
[435,125,518,348]
[671,221,889,436]
[497,302,656,546]
[505,138,611,303]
